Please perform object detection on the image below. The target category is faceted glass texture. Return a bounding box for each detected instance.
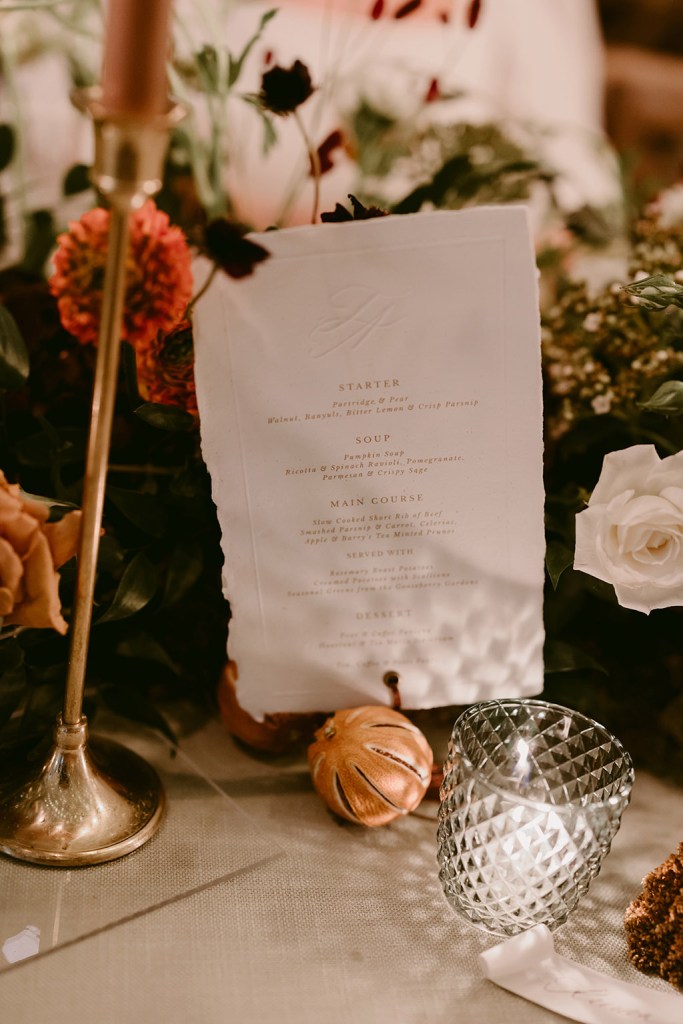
[437,699,634,936]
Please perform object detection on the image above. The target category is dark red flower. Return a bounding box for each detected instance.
[321,195,389,223]
[314,130,345,176]
[467,0,482,29]
[394,0,422,18]
[425,78,440,103]
[259,60,314,116]
[370,0,384,18]
[137,319,198,419]
[203,219,270,279]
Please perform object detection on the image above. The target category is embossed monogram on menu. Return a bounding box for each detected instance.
[308,285,404,358]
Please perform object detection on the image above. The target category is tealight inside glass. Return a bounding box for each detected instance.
[437,699,634,937]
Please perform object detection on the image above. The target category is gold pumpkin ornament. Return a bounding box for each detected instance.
[307,706,434,826]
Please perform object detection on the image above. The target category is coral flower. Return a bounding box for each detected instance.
[50,200,193,348]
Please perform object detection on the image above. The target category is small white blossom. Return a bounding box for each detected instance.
[591,392,613,415]
[582,312,601,332]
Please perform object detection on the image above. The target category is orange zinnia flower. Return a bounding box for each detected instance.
[50,200,193,348]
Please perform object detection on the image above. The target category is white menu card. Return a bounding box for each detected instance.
[194,207,544,717]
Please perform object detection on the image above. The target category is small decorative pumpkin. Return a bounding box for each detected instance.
[307,705,434,826]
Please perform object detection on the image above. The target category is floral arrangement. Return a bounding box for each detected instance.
[542,196,683,781]
[0,1,681,786]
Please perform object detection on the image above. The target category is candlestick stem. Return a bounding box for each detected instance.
[0,91,186,866]
[63,202,129,725]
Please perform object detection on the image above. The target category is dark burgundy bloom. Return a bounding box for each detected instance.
[369,0,384,18]
[425,78,440,103]
[467,0,482,28]
[259,60,314,116]
[321,195,389,223]
[203,219,270,279]
[137,319,198,419]
[314,130,345,176]
[394,0,422,18]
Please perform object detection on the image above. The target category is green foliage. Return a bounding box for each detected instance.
[639,380,683,416]
[0,124,16,173]
[227,8,277,88]
[135,402,196,432]
[96,552,160,624]
[0,274,228,749]
[624,274,683,310]
[63,163,92,197]
[0,304,30,389]
[353,113,555,215]
[545,540,574,590]
[19,209,56,276]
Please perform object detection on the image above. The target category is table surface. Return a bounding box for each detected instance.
[1,713,681,1024]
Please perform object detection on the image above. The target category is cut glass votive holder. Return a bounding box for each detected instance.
[437,699,634,937]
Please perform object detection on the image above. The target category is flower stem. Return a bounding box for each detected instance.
[294,110,321,226]
[185,263,218,317]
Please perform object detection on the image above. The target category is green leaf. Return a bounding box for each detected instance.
[623,274,683,310]
[134,401,195,432]
[99,684,177,744]
[19,209,56,276]
[227,8,277,88]
[393,153,472,214]
[163,540,204,606]
[96,551,159,624]
[15,425,86,468]
[97,534,126,574]
[260,111,277,156]
[116,633,182,676]
[240,95,278,155]
[0,640,27,728]
[17,490,78,519]
[196,44,220,93]
[106,486,169,538]
[544,640,608,676]
[638,380,683,417]
[63,163,92,196]
[565,204,615,247]
[0,304,30,389]
[0,124,15,173]
[545,541,574,590]
[0,195,6,253]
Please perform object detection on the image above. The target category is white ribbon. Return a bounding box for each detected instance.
[480,924,683,1024]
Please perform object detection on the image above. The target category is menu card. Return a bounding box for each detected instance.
[194,207,544,717]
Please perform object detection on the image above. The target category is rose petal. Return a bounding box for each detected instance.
[0,499,41,557]
[18,495,50,523]
[6,533,68,634]
[589,445,662,505]
[613,580,683,615]
[44,510,82,568]
[0,535,24,607]
[642,451,683,498]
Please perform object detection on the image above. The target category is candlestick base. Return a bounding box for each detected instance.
[0,716,165,866]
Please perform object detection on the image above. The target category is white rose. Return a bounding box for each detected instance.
[574,445,683,614]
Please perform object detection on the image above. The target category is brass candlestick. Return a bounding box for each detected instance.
[0,90,185,865]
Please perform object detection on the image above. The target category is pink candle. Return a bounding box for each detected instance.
[101,0,173,118]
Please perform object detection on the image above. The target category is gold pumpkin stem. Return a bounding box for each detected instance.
[383,671,402,710]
